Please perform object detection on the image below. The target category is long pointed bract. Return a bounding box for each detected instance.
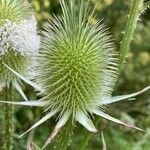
[3,63,43,92]
[92,109,144,132]
[42,111,70,149]
[101,86,150,105]
[0,100,49,107]
[14,82,28,101]
[76,110,97,132]
[101,132,107,150]
[19,109,59,138]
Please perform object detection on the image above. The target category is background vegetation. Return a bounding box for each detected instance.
[0,0,150,149]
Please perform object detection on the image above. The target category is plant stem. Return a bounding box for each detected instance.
[3,86,14,150]
[78,118,100,150]
[78,131,93,150]
[54,121,74,150]
[118,0,143,71]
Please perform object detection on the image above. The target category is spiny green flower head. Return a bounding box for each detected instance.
[1,0,149,147]
[0,0,40,87]
[35,0,118,128]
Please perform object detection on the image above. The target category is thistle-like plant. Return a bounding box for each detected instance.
[0,0,40,149]
[0,0,150,149]
[0,0,40,90]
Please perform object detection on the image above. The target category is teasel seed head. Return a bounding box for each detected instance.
[0,0,40,87]
[1,1,149,146]
[35,0,118,128]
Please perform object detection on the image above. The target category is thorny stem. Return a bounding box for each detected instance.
[54,120,74,150]
[118,0,143,71]
[3,86,14,150]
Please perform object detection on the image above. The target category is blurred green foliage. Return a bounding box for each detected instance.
[0,0,150,149]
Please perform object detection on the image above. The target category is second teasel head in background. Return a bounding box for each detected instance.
[0,0,40,89]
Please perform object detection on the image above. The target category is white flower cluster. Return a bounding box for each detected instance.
[0,16,40,56]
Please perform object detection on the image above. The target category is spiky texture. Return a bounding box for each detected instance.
[35,0,117,118]
[0,0,40,87]
[141,1,150,14]
[1,1,148,148]
[0,51,29,87]
[0,0,32,26]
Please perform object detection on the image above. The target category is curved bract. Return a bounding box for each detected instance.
[0,0,40,87]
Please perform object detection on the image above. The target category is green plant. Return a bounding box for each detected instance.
[0,0,149,149]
